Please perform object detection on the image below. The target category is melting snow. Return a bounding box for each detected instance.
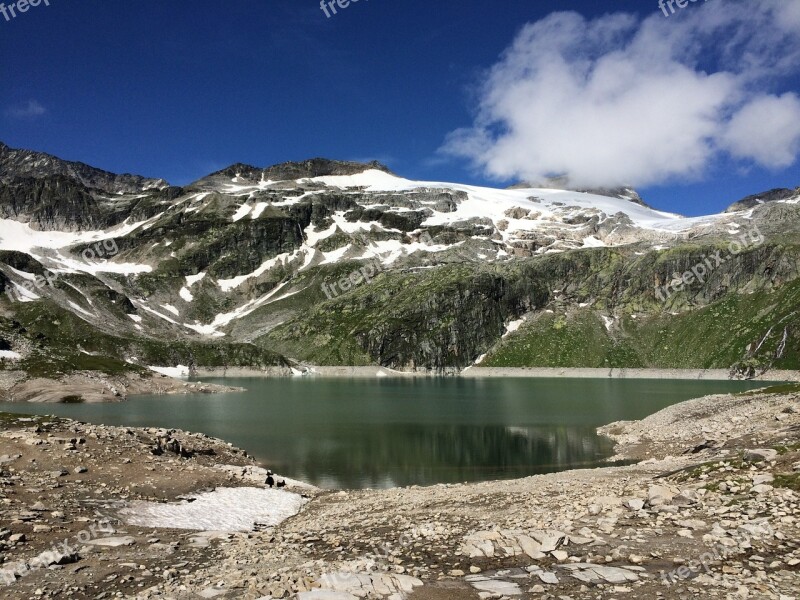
[120,487,307,532]
[149,365,191,378]
[161,304,180,316]
[137,304,179,325]
[582,236,606,248]
[179,287,194,302]
[67,301,94,318]
[503,317,526,338]
[217,253,296,292]
[0,217,154,254]
[185,272,207,286]
[232,203,252,222]
[302,169,413,191]
[251,202,269,219]
[7,267,37,281]
[10,283,40,302]
[184,322,226,337]
[0,350,21,360]
[320,245,352,265]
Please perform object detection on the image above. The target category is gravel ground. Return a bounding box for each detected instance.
[1,386,798,600]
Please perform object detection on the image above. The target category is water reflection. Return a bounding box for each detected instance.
[283,424,615,489]
[0,377,769,489]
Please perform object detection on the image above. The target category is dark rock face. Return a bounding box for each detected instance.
[0,142,167,194]
[193,158,392,189]
[0,176,171,231]
[0,176,109,231]
[262,158,392,181]
[725,187,799,213]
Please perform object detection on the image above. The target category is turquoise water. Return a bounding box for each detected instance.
[0,377,769,489]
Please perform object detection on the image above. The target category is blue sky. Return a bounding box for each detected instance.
[1,0,799,216]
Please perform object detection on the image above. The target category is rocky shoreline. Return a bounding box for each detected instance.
[0,386,798,599]
[0,371,245,403]
[194,366,800,381]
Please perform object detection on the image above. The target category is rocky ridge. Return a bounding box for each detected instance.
[1,141,800,382]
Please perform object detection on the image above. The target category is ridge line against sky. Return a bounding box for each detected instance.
[1,0,799,216]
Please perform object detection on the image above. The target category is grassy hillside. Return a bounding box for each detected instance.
[482,278,800,370]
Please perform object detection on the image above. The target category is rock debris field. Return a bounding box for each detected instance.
[0,386,798,600]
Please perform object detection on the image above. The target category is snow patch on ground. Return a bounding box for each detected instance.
[148,365,191,378]
[184,322,226,337]
[7,266,37,281]
[217,253,296,292]
[582,236,606,248]
[179,287,194,302]
[0,350,22,360]
[67,301,94,318]
[232,203,252,222]
[161,304,180,316]
[137,304,179,325]
[120,487,307,532]
[251,202,269,219]
[50,252,153,275]
[503,317,526,338]
[185,272,206,287]
[9,283,40,302]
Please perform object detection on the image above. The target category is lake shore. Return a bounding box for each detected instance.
[3,366,794,405]
[0,370,244,403]
[194,364,800,382]
[0,386,797,599]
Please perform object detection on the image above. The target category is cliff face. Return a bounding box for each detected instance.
[261,241,800,372]
[0,142,798,377]
[0,142,167,195]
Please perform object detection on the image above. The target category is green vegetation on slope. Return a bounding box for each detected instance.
[0,301,289,379]
[482,278,800,370]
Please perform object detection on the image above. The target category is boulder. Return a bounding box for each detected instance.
[623,498,645,511]
[646,485,676,507]
[743,449,778,463]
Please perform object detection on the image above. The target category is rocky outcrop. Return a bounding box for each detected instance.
[0,141,166,194]
[725,186,799,212]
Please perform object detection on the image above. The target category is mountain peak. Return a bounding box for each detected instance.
[0,142,167,194]
[196,158,392,187]
[725,187,800,213]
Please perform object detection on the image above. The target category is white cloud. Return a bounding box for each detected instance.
[5,100,47,119]
[442,1,800,188]
[721,93,800,169]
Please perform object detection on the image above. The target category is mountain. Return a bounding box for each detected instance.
[725,187,800,213]
[0,143,799,394]
[0,141,167,195]
[192,158,392,189]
